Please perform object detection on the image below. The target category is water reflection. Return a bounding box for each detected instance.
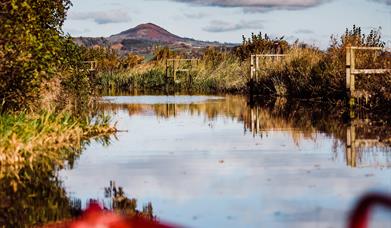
[0,174,157,227]
[104,181,154,220]
[59,94,391,227]
[0,167,82,227]
[345,121,391,168]
[100,95,391,169]
[4,94,388,227]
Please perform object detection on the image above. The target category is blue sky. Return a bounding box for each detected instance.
[63,0,391,48]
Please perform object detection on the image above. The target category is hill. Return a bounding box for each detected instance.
[73,23,235,55]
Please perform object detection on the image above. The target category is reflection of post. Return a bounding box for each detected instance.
[251,108,255,137]
[256,106,260,133]
[346,124,357,167]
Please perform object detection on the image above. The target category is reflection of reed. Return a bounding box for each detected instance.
[99,95,391,168]
[100,96,249,120]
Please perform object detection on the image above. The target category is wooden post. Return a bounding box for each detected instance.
[255,55,259,81]
[173,59,177,82]
[250,55,254,80]
[171,59,175,82]
[250,55,255,95]
[350,48,356,94]
[165,59,169,85]
[346,47,351,92]
[346,47,356,106]
[189,62,192,87]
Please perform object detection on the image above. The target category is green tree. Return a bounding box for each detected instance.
[0,0,72,110]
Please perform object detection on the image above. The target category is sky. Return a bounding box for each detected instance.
[63,0,391,48]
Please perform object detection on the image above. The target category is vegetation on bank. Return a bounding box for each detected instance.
[0,111,116,185]
[90,26,390,108]
[0,0,116,186]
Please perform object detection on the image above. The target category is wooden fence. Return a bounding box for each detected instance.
[165,58,199,83]
[250,54,286,81]
[82,61,98,72]
[346,46,390,104]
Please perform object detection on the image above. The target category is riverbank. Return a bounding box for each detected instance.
[93,26,390,109]
[0,111,117,188]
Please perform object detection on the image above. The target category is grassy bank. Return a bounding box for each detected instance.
[95,57,248,93]
[0,111,116,187]
[92,26,390,108]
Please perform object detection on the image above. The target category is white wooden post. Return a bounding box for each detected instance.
[255,55,259,81]
[250,55,255,80]
[346,47,351,92]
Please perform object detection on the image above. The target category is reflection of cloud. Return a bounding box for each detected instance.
[69,10,131,24]
[60,141,390,226]
[165,0,332,12]
[203,20,264,33]
[60,100,391,227]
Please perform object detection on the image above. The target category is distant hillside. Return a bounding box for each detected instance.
[108,23,183,43]
[73,23,235,55]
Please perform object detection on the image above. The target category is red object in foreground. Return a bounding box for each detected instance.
[349,193,391,228]
[69,202,177,228]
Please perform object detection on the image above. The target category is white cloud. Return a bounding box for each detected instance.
[203,20,264,33]
[369,0,391,5]
[295,29,315,34]
[69,9,131,24]
[166,0,332,11]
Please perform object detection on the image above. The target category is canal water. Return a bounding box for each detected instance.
[57,94,390,227]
